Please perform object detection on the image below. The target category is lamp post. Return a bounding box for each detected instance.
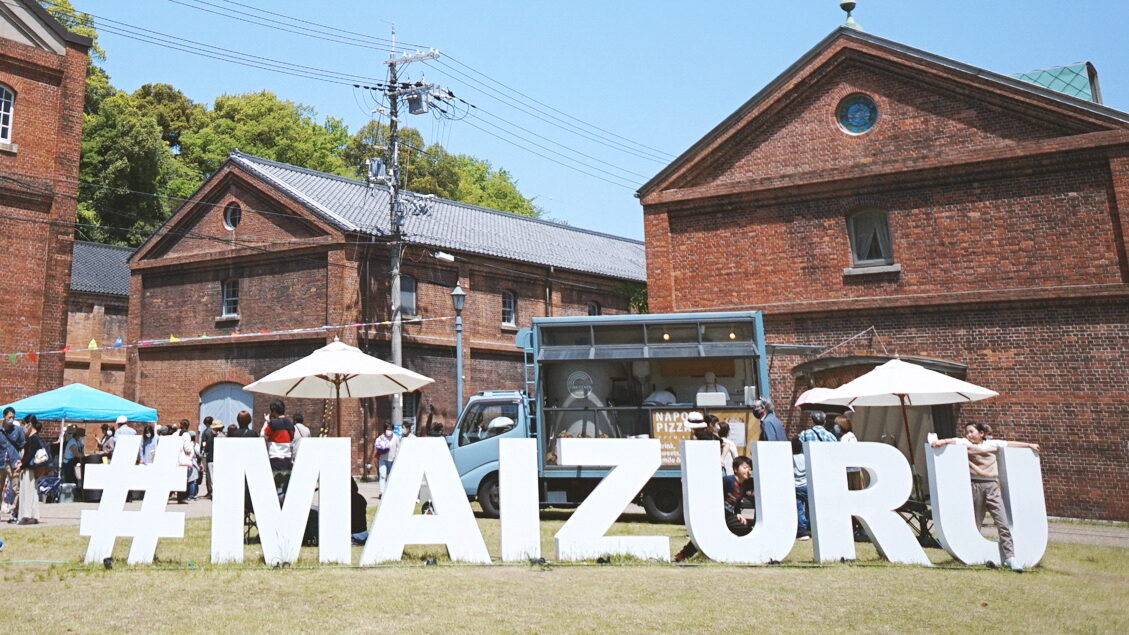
[450,284,466,419]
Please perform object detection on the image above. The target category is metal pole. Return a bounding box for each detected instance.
[387,49,403,432]
[455,312,463,418]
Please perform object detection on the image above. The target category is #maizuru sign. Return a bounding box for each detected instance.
[79,436,1047,568]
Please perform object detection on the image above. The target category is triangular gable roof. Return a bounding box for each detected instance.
[638,27,1129,199]
[1,0,92,53]
[229,151,646,282]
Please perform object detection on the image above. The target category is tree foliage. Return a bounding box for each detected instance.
[343,121,540,218]
[131,84,205,151]
[39,0,112,113]
[78,92,183,245]
[177,91,349,178]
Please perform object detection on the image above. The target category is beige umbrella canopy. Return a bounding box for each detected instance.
[244,338,434,435]
[815,358,998,466]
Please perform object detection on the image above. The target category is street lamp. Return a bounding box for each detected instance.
[450,283,466,419]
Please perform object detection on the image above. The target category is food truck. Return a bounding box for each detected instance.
[446,311,771,522]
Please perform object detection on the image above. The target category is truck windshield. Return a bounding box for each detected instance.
[458,401,520,446]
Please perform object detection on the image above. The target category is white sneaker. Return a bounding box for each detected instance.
[1003,557,1023,572]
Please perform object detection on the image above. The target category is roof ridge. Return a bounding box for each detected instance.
[73,240,134,253]
[230,151,645,246]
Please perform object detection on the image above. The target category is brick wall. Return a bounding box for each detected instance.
[0,34,87,401]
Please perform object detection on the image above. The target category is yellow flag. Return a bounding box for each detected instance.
[169,335,181,342]
[88,339,98,350]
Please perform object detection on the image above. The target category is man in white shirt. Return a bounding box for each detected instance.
[697,372,730,404]
[115,415,136,436]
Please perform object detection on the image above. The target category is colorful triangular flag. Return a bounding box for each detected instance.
[113,337,123,348]
[61,345,71,353]
[169,335,180,342]
[88,339,98,350]
[27,352,37,363]
[7,353,16,364]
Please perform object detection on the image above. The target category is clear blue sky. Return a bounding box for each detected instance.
[82,0,1129,240]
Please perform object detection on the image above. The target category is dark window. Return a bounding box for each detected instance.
[587,301,601,316]
[501,290,517,325]
[223,202,242,230]
[400,275,417,316]
[848,210,894,266]
[0,85,13,144]
[221,279,239,317]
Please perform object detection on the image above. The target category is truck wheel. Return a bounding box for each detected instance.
[478,474,501,518]
[642,485,683,523]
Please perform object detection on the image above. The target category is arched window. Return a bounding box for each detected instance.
[223,202,242,230]
[587,301,602,316]
[0,85,14,145]
[501,290,517,325]
[847,210,894,266]
[400,274,417,316]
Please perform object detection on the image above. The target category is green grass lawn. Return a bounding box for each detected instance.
[5,509,1128,633]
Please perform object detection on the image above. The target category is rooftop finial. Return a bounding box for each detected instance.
[840,0,863,31]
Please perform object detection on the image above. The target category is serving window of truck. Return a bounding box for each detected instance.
[534,312,770,468]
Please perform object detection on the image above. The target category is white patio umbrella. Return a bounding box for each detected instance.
[815,358,998,466]
[795,387,838,407]
[244,338,434,435]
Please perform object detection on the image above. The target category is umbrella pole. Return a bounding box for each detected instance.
[335,381,342,437]
[899,395,915,467]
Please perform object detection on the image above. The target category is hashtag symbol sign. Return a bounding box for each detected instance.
[80,435,187,564]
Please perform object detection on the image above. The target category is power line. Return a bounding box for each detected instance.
[156,0,672,162]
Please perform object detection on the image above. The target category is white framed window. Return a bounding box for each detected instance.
[223,202,242,230]
[400,274,417,316]
[501,290,517,326]
[0,85,14,144]
[587,301,602,316]
[221,279,239,317]
[847,210,894,267]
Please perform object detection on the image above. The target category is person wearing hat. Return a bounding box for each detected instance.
[115,415,137,437]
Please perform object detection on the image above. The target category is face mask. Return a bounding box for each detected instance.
[107,430,114,437]
[384,430,393,438]
[145,433,154,439]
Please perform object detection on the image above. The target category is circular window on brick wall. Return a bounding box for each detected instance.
[836,93,878,135]
[223,202,242,230]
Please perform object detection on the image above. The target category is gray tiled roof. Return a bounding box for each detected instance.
[71,241,132,296]
[230,152,646,282]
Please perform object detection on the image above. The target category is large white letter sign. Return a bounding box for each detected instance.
[210,437,350,565]
[500,438,540,561]
[927,445,1048,568]
[926,444,999,565]
[807,442,931,566]
[554,438,669,561]
[81,435,186,564]
[360,437,490,565]
[997,447,1048,568]
[680,440,796,564]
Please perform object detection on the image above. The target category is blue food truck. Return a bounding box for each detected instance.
[446,311,772,522]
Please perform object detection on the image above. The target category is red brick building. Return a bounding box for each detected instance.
[126,152,643,473]
[639,28,1129,520]
[64,241,131,394]
[0,0,90,401]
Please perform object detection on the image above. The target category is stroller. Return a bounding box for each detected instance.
[38,476,61,504]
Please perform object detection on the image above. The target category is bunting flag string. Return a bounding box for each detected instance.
[0,315,459,362]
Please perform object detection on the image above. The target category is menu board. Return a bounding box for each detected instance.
[650,410,694,466]
[650,409,759,465]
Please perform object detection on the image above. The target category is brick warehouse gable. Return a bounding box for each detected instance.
[0,0,90,402]
[128,152,644,474]
[639,28,1129,520]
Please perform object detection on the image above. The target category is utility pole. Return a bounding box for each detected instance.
[382,35,440,431]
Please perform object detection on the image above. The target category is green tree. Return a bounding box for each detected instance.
[131,84,206,151]
[178,91,349,178]
[78,92,182,245]
[343,121,539,218]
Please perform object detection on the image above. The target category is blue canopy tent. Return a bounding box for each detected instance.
[2,383,157,422]
[2,383,157,473]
